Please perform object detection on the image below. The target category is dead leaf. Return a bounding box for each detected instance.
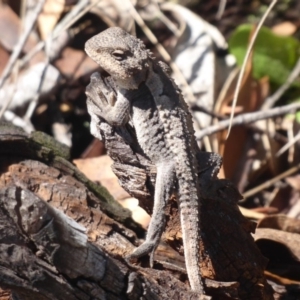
[81,138,105,158]
[0,45,9,76]
[254,228,300,282]
[254,228,300,261]
[54,46,98,79]
[0,3,40,56]
[272,21,297,36]
[74,156,150,228]
[257,215,300,234]
[0,2,45,64]
[215,29,270,183]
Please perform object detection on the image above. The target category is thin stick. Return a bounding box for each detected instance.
[0,0,46,91]
[20,0,101,68]
[196,102,300,140]
[276,130,300,157]
[243,163,300,199]
[0,62,20,119]
[227,0,277,138]
[216,0,227,20]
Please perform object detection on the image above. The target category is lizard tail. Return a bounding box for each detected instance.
[177,171,204,293]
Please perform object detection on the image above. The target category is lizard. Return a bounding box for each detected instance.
[85,27,204,293]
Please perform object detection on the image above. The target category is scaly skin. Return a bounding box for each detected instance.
[85,27,203,293]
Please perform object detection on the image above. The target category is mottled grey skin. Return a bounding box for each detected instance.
[85,27,203,293]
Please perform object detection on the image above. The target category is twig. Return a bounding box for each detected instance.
[227,0,277,138]
[52,0,89,35]
[23,0,100,122]
[262,57,300,110]
[0,62,20,119]
[191,105,226,120]
[24,62,50,122]
[216,0,227,20]
[20,0,100,68]
[276,130,300,157]
[0,0,46,92]
[3,0,100,122]
[242,163,300,199]
[196,102,300,140]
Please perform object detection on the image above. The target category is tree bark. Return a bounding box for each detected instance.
[0,122,274,299]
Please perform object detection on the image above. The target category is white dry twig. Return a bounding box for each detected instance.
[0,0,46,119]
[196,102,300,140]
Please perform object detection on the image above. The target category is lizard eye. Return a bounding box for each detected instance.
[112,49,126,61]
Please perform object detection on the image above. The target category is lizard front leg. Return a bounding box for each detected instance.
[86,73,130,127]
[127,161,175,267]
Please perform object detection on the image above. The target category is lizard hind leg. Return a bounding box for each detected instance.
[127,161,175,267]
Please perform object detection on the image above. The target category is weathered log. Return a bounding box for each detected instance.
[0,122,142,234]
[0,186,205,299]
[0,123,215,299]
[0,122,274,299]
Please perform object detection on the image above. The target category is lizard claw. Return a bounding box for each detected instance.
[126,241,157,268]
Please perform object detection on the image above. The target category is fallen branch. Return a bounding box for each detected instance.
[195,102,300,140]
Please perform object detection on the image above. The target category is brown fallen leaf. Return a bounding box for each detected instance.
[81,138,105,158]
[0,3,44,66]
[0,287,10,300]
[215,29,270,182]
[74,155,150,228]
[257,214,300,234]
[0,45,9,75]
[254,228,300,259]
[254,228,300,277]
[54,46,98,79]
[0,3,38,52]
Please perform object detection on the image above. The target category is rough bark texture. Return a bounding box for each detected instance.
[0,122,274,299]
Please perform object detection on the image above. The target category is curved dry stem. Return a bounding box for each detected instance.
[227,0,278,138]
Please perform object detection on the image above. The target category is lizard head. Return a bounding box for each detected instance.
[85,27,150,90]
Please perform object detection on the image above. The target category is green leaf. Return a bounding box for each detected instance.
[228,24,300,87]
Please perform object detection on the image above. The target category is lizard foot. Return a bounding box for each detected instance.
[126,241,156,268]
[85,73,116,118]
